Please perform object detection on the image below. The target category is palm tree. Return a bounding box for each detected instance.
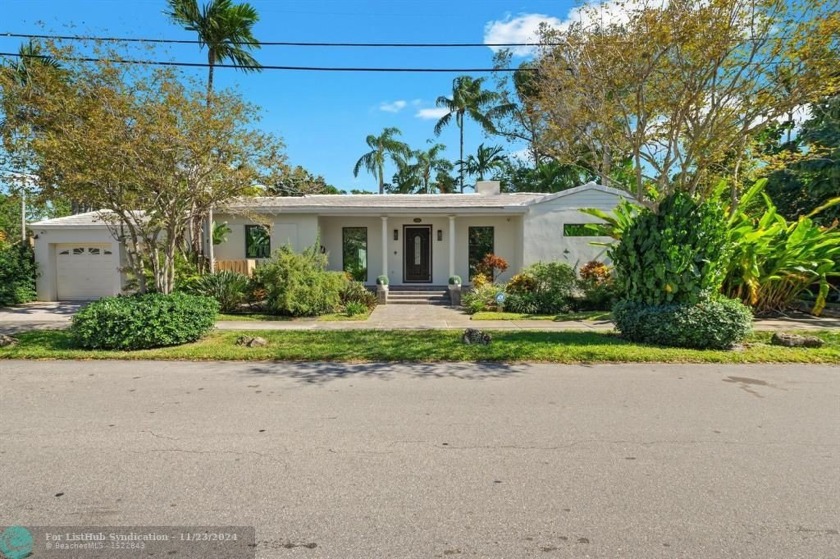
[166,0,261,269]
[460,143,508,183]
[392,143,453,194]
[166,0,262,104]
[353,127,410,194]
[434,76,513,192]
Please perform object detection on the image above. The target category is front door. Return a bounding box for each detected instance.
[403,226,432,282]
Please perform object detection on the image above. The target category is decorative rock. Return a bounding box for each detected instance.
[247,336,268,348]
[770,332,824,348]
[0,334,18,347]
[462,328,492,345]
[235,336,269,348]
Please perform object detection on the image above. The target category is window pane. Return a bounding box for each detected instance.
[563,223,607,237]
[245,225,271,258]
[468,226,494,280]
[342,227,367,282]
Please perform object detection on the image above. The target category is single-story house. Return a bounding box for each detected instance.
[29,181,633,301]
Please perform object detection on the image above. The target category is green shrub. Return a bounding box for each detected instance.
[575,260,618,311]
[0,242,37,306]
[376,275,389,286]
[252,245,346,317]
[182,270,249,313]
[611,192,729,305]
[525,262,577,314]
[722,179,840,315]
[448,275,462,286]
[462,283,505,314]
[340,281,377,311]
[506,272,537,294]
[503,292,540,314]
[613,297,752,349]
[344,301,368,316]
[71,292,218,350]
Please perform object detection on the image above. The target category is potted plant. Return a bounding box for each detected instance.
[448,275,462,306]
[376,275,389,304]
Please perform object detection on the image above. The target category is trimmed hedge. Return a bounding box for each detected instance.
[613,297,753,349]
[71,292,218,350]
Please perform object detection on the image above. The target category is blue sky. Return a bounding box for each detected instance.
[2,0,581,192]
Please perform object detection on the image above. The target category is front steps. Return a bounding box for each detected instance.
[386,287,450,306]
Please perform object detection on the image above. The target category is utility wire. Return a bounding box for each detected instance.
[0,51,533,72]
[1,32,549,48]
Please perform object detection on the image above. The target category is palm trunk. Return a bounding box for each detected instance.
[378,165,384,195]
[459,121,465,193]
[206,51,215,107]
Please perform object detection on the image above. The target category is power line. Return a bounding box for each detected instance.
[1,31,548,48]
[0,51,530,73]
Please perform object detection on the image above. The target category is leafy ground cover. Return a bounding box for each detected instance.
[2,329,839,363]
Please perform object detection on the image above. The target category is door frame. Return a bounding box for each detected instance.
[402,225,433,283]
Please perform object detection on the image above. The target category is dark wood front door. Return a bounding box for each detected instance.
[403,225,432,282]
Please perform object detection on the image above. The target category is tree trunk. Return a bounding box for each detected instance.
[459,118,465,193]
[206,51,215,107]
[378,164,384,195]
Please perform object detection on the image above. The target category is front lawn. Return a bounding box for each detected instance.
[1,329,839,363]
[471,310,612,321]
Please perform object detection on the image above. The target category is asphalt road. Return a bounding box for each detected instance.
[0,360,838,558]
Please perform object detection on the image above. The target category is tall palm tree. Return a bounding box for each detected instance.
[166,0,261,269]
[353,127,410,194]
[434,76,513,192]
[460,143,508,182]
[392,143,453,194]
[166,0,262,104]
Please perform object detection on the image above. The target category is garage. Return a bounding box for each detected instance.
[30,211,125,301]
[55,244,117,300]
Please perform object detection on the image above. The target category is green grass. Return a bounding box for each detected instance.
[218,310,370,322]
[472,310,612,321]
[1,329,839,363]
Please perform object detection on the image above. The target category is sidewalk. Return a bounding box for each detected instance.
[2,302,838,334]
[215,303,840,332]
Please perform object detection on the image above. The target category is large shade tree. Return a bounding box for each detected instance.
[434,76,513,192]
[529,0,840,203]
[352,127,410,194]
[0,45,284,294]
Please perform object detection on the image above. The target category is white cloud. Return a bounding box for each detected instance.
[379,100,407,113]
[415,107,450,120]
[483,13,563,57]
[484,3,671,57]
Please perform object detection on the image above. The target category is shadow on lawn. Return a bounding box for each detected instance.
[240,360,531,385]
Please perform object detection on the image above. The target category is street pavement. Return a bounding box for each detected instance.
[1,360,838,558]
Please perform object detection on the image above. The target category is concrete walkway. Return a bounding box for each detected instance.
[1,301,838,334]
[215,303,840,332]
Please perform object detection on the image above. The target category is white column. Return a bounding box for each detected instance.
[448,215,456,279]
[381,216,388,280]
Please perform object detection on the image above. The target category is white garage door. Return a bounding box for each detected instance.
[56,244,117,300]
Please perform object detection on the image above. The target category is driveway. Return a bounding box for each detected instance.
[1,361,837,558]
[0,301,84,334]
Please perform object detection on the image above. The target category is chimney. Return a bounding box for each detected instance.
[475,180,501,195]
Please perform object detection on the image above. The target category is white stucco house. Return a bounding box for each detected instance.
[28,181,633,301]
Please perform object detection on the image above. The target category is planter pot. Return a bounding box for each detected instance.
[376,285,389,305]
[448,284,461,307]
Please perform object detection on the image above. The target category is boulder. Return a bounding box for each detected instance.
[462,328,492,345]
[235,336,269,348]
[770,332,824,348]
[0,334,18,347]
